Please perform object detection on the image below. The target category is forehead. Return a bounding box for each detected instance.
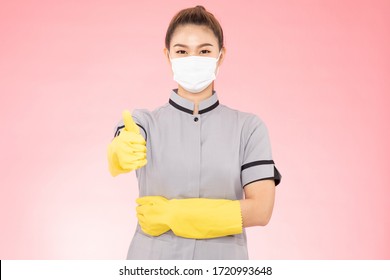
[170,24,218,47]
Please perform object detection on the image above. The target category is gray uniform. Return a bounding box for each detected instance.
[113,89,281,260]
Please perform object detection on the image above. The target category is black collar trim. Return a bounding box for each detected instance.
[199,100,219,114]
[168,99,193,114]
[169,98,219,115]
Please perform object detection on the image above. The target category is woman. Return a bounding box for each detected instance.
[107,5,281,260]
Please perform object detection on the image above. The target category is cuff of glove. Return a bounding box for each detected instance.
[169,199,243,239]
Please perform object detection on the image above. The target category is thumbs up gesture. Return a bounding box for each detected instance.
[123,110,140,134]
[107,110,147,176]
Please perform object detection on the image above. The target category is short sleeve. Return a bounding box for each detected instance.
[112,110,148,141]
[240,115,282,188]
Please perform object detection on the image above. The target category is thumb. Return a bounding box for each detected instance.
[122,110,140,134]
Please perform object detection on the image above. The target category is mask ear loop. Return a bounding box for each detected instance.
[215,50,222,75]
[216,50,222,61]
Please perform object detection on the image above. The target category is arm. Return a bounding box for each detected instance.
[240,179,275,227]
[136,179,276,239]
[239,115,278,227]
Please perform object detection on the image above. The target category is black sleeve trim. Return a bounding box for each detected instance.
[114,125,125,137]
[113,124,147,141]
[241,160,274,171]
[136,124,147,141]
[243,177,274,188]
[242,166,282,188]
[274,166,282,186]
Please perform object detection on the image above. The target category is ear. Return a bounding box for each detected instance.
[218,46,226,67]
[163,47,171,65]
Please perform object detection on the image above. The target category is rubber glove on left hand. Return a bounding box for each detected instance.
[136,196,243,239]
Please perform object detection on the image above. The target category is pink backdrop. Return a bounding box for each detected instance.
[0,0,389,259]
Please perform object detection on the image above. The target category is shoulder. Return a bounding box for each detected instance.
[132,103,170,122]
[112,103,168,139]
[218,104,267,131]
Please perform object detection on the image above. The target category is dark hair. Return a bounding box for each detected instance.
[165,5,224,50]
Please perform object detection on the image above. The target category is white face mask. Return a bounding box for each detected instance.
[169,51,222,93]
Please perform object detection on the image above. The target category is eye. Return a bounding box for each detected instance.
[200,50,211,54]
[176,50,187,54]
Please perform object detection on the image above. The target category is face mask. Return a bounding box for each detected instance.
[169,51,221,93]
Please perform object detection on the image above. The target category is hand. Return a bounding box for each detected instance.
[107,110,147,176]
[136,196,171,236]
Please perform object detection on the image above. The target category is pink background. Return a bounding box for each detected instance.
[0,0,389,259]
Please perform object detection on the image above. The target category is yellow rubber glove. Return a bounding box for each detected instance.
[136,196,243,239]
[107,110,147,176]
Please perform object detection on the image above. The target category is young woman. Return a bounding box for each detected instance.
[107,5,281,260]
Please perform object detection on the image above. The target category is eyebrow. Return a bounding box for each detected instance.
[172,43,214,48]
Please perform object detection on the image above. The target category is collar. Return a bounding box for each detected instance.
[168,89,220,115]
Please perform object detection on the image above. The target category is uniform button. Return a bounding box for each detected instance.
[194,117,199,122]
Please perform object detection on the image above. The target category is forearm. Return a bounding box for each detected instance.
[137,196,243,239]
[239,198,274,227]
[239,179,276,227]
[137,179,276,238]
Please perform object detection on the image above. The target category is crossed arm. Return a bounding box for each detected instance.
[136,179,276,239]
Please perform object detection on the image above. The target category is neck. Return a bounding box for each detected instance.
[177,83,214,115]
